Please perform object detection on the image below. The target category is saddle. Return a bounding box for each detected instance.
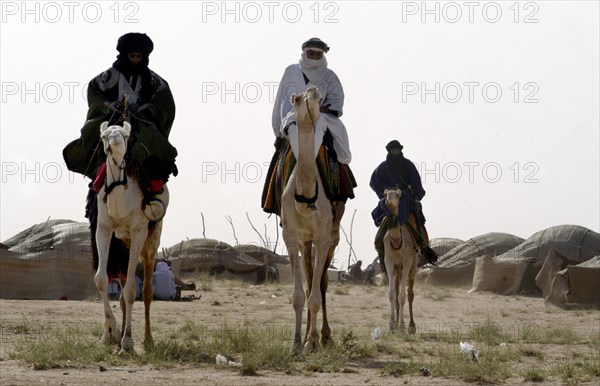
[374,213,438,273]
[261,135,357,216]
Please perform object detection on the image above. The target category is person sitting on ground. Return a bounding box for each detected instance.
[152,261,177,300]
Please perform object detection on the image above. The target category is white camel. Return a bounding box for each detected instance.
[94,121,169,353]
[281,86,343,355]
[383,188,418,333]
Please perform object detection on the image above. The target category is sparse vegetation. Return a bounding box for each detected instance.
[522,367,546,382]
[2,282,599,384]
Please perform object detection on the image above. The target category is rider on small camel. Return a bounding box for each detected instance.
[370,140,437,270]
[63,32,177,219]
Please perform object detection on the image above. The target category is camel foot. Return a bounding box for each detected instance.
[291,341,304,357]
[143,336,154,352]
[408,322,416,335]
[389,321,397,333]
[120,336,134,353]
[117,347,136,356]
[320,325,332,346]
[320,334,332,347]
[303,336,321,355]
[399,322,406,334]
[101,324,120,346]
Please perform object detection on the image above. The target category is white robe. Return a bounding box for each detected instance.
[272,64,352,164]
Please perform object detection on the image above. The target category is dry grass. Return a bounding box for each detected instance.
[1,279,599,385]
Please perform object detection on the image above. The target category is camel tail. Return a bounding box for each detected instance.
[86,190,130,278]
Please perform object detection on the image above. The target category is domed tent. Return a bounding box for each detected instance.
[429,238,464,258]
[469,225,600,295]
[162,239,266,281]
[421,232,525,286]
[234,244,289,266]
[0,220,96,300]
[234,244,290,283]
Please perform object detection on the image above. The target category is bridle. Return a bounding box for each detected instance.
[385,191,404,250]
[104,130,129,196]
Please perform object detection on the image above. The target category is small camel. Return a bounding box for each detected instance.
[383,188,419,333]
[94,121,169,353]
[281,86,343,355]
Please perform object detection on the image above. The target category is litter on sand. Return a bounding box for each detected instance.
[459,341,480,362]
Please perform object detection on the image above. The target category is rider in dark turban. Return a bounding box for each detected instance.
[63,32,177,192]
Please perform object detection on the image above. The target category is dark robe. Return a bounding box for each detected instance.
[63,67,177,181]
[369,155,426,227]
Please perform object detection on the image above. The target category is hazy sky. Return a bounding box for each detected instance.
[1,1,598,269]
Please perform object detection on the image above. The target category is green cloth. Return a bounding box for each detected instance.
[63,67,177,180]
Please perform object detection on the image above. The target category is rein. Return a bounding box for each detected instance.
[387,214,403,250]
[294,183,318,208]
[104,158,128,195]
[103,101,131,197]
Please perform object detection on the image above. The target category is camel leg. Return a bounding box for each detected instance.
[301,241,313,345]
[321,201,343,346]
[119,274,127,342]
[319,263,331,346]
[304,238,330,354]
[284,230,304,356]
[407,255,417,334]
[119,227,148,354]
[385,247,398,332]
[398,262,410,333]
[142,235,156,350]
[94,226,120,345]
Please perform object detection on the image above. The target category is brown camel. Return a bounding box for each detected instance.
[383,188,419,333]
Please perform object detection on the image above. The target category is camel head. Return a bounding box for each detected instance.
[100,121,131,159]
[384,188,402,215]
[290,85,320,124]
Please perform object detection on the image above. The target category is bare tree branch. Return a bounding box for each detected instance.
[200,212,206,238]
[340,209,358,269]
[272,215,280,254]
[246,212,266,247]
[225,215,239,246]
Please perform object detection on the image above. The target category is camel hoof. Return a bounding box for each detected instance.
[143,337,155,352]
[320,335,332,347]
[291,340,303,357]
[120,336,134,353]
[102,326,121,345]
[303,338,321,355]
[408,323,416,335]
[117,347,136,356]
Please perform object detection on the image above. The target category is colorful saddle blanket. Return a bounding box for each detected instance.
[261,141,357,215]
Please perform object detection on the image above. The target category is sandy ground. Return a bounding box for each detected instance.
[0,279,598,385]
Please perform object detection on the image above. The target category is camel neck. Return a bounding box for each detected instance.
[105,157,127,189]
[295,119,317,198]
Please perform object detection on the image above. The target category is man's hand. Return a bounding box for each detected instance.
[274,136,284,150]
[320,103,340,116]
[105,100,123,112]
[414,200,422,212]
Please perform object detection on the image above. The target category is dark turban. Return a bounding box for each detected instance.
[301,37,330,53]
[386,140,403,152]
[116,33,154,55]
